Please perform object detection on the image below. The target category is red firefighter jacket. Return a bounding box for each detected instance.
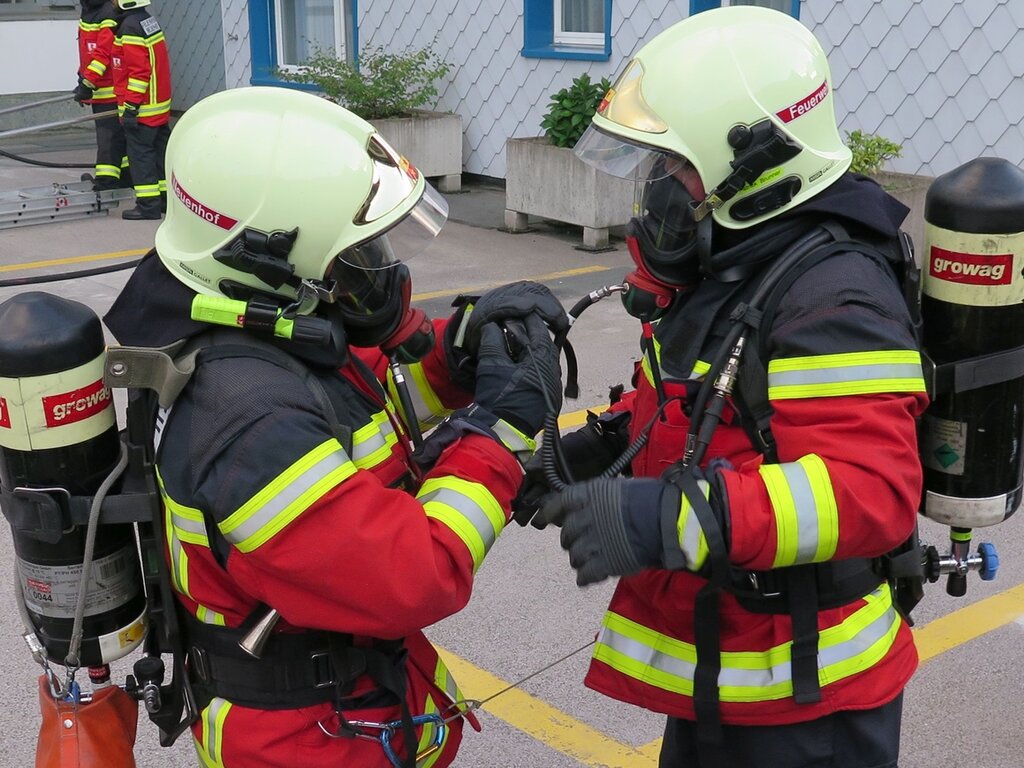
[154,319,523,768]
[584,182,929,727]
[77,2,118,104]
[111,7,172,126]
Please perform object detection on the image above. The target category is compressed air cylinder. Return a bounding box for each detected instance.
[919,158,1024,527]
[0,292,147,666]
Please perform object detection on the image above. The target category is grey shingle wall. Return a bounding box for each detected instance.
[805,0,1024,176]
[159,0,225,111]
[358,0,689,177]
[223,0,252,89]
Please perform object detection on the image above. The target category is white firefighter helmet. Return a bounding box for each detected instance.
[155,86,447,316]
[114,0,151,8]
[574,6,852,229]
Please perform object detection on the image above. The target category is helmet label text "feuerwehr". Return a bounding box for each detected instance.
[776,81,828,124]
[172,173,238,230]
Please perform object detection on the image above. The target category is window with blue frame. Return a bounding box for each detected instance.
[523,0,612,61]
[690,0,799,17]
[249,0,357,86]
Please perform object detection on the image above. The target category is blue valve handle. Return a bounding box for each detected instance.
[978,541,999,581]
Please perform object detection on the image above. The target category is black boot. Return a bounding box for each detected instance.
[122,202,162,220]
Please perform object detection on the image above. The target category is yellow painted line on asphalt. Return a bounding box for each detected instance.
[0,248,147,273]
[913,581,1024,662]
[437,647,662,767]
[412,265,612,301]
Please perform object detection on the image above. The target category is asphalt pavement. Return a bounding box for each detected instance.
[0,127,1023,768]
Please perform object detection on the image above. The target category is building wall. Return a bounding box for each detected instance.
[805,0,1024,176]
[222,0,253,90]
[0,20,78,95]
[160,0,226,112]
[358,0,690,178]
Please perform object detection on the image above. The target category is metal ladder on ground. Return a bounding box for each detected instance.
[0,95,132,229]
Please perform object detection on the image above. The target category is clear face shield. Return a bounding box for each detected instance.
[330,134,449,328]
[575,127,703,285]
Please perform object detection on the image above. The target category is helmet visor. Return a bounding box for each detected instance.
[338,183,449,271]
[574,127,686,182]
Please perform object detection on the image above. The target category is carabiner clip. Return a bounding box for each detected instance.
[380,714,446,768]
[317,712,447,767]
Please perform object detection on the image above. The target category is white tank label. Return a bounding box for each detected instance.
[0,355,114,451]
[18,544,140,620]
[923,224,1024,306]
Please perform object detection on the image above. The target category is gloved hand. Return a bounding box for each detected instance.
[445,281,569,389]
[512,409,632,528]
[474,314,561,437]
[72,79,93,106]
[539,473,724,586]
[121,102,139,129]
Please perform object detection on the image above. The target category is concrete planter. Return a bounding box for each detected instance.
[370,110,463,193]
[504,136,634,250]
[873,170,933,252]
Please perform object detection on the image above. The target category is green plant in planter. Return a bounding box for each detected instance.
[276,45,452,120]
[541,73,613,149]
[845,129,903,175]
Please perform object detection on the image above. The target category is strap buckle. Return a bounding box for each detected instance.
[748,571,782,598]
[310,651,337,689]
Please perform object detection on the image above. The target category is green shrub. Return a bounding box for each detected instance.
[276,45,452,120]
[541,73,613,149]
[845,129,903,175]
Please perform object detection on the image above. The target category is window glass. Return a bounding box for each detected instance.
[554,0,604,46]
[724,0,793,13]
[275,0,341,66]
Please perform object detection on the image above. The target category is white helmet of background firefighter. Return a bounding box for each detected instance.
[155,86,447,354]
[575,6,851,315]
[113,0,150,8]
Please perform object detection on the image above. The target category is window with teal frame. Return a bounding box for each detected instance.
[523,0,612,61]
[690,0,799,17]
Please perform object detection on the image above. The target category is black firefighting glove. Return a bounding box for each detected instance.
[412,315,562,470]
[511,410,632,529]
[72,78,93,105]
[445,280,569,390]
[121,102,139,129]
[538,472,726,586]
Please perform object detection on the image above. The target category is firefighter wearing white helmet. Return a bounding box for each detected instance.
[103,86,565,768]
[523,7,927,767]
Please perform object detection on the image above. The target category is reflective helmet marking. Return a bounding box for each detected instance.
[776,81,829,124]
[171,174,238,231]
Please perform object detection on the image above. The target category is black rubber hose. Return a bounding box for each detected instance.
[0,147,93,169]
[0,258,142,288]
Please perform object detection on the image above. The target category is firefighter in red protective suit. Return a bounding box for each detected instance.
[110,0,172,220]
[102,86,566,768]
[518,8,928,768]
[74,0,131,190]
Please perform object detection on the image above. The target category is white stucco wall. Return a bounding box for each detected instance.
[0,20,78,95]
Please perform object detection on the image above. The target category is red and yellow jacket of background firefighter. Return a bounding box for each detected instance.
[156,318,523,768]
[585,249,929,727]
[111,7,172,126]
[77,4,118,104]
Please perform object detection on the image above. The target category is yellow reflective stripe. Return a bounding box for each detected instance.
[134,184,161,198]
[386,361,450,429]
[127,78,149,92]
[157,469,209,599]
[759,454,838,567]
[676,480,710,570]
[594,586,899,703]
[418,476,505,572]
[768,350,926,400]
[351,410,399,469]
[138,99,172,117]
[120,33,164,45]
[86,61,106,76]
[193,698,231,768]
[79,21,101,31]
[491,418,536,457]
[95,164,120,177]
[91,86,115,99]
[195,604,226,626]
[221,438,357,553]
[641,340,710,387]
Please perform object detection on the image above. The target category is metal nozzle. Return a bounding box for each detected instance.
[238,608,280,658]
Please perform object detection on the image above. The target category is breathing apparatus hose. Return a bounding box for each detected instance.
[682,226,834,470]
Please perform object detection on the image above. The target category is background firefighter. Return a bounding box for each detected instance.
[103,86,565,767]
[518,7,928,768]
[110,0,172,220]
[74,0,131,191]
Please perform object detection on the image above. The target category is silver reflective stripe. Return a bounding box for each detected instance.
[419,486,498,554]
[776,461,820,563]
[202,697,230,765]
[223,446,352,550]
[768,362,923,388]
[491,419,535,456]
